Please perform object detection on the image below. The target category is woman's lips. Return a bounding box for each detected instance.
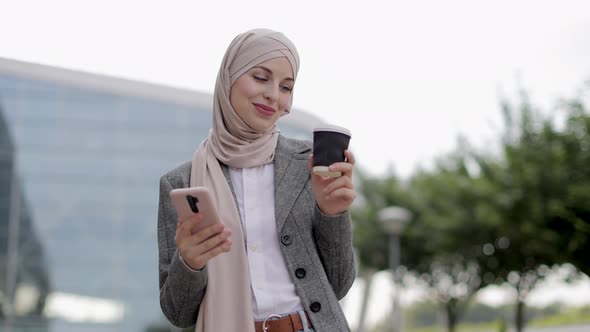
[254,103,276,116]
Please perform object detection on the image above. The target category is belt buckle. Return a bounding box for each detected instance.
[262,314,282,332]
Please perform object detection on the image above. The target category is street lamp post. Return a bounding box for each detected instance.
[378,206,412,332]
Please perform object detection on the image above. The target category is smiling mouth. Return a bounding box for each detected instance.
[253,103,276,116]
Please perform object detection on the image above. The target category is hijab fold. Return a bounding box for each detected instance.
[189,29,300,332]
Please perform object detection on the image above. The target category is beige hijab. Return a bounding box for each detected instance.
[189,29,300,332]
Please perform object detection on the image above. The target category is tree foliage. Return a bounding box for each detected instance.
[352,85,590,332]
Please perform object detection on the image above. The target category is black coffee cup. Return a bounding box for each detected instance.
[312,125,351,177]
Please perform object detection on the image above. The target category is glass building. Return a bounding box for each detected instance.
[0,57,324,332]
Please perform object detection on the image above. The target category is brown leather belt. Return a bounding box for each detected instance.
[254,312,313,332]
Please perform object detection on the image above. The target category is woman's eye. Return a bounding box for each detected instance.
[281,85,293,93]
[254,76,267,82]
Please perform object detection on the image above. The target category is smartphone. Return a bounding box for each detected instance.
[169,187,222,233]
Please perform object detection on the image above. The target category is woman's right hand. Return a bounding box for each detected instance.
[175,213,232,270]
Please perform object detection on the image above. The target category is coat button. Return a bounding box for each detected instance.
[310,302,321,313]
[295,268,306,279]
[281,235,292,245]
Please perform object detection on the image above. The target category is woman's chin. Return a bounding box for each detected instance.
[249,120,276,133]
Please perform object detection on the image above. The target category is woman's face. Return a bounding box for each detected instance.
[230,57,294,133]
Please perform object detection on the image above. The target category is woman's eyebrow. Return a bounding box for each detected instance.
[253,66,294,82]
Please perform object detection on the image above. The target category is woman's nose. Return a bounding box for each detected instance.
[264,84,279,101]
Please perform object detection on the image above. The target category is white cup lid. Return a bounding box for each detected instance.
[313,125,351,137]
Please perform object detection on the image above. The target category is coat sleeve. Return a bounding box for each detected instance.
[158,174,208,328]
[311,200,356,300]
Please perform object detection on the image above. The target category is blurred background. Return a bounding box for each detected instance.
[1,1,589,331]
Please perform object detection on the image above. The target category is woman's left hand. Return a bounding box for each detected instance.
[308,150,357,216]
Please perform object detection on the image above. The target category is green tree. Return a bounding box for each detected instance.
[549,97,590,276]
[401,151,498,332]
[353,84,590,332]
[471,88,590,332]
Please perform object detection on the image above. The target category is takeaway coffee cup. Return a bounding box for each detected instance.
[312,125,352,177]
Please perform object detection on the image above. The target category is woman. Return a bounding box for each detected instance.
[157,28,357,332]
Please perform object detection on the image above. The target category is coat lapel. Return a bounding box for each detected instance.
[274,136,312,231]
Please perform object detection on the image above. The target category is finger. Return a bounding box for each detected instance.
[312,173,339,194]
[176,215,197,241]
[194,240,234,267]
[330,150,355,176]
[344,150,356,165]
[187,213,220,235]
[328,162,354,177]
[326,187,357,202]
[195,228,232,255]
[192,223,226,244]
[322,176,353,196]
[185,239,233,270]
[177,213,205,237]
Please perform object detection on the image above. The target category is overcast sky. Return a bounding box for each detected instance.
[1,0,589,178]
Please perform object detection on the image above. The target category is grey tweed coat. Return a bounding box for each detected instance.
[157,135,356,331]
